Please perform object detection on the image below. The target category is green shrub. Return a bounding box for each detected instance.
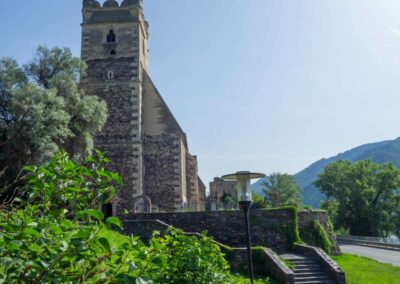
[313,220,333,254]
[285,206,302,247]
[0,151,241,283]
[151,229,232,284]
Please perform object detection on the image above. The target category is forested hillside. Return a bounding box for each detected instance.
[252,137,400,207]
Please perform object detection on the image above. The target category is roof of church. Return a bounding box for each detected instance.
[142,70,189,149]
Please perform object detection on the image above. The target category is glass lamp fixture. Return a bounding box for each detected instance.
[222,171,266,203]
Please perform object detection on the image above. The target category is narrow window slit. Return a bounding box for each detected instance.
[107,29,116,43]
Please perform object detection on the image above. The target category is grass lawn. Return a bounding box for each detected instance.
[333,253,400,284]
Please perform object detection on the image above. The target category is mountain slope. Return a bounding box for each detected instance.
[252,137,400,207]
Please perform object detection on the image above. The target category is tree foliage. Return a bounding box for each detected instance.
[220,192,235,209]
[252,192,268,209]
[262,173,301,208]
[315,160,400,237]
[0,151,237,283]
[0,46,107,203]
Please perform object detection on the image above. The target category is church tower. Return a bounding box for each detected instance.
[81,0,206,214]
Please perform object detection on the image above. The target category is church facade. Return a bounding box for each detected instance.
[81,0,206,214]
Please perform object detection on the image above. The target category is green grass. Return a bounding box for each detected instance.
[333,253,400,284]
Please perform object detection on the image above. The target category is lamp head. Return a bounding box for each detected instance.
[222,171,266,203]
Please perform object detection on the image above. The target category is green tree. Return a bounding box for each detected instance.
[315,160,400,237]
[262,173,301,208]
[220,192,235,209]
[252,192,268,209]
[0,46,107,203]
[320,199,339,225]
[24,46,107,158]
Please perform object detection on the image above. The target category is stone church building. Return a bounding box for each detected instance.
[81,0,206,214]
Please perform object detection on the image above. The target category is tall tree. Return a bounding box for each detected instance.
[0,46,107,203]
[262,173,301,208]
[315,160,400,237]
[24,46,107,158]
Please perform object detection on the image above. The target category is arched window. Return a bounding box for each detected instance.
[107,29,116,43]
[107,71,114,79]
[110,49,116,55]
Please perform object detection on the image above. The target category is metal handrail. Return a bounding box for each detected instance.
[337,235,400,245]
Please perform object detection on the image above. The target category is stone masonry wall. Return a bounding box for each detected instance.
[197,177,206,210]
[299,210,341,255]
[209,177,238,210]
[123,209,296,252]
[185,153,200,211]
[123,209,339,254]
[143,134,182,212]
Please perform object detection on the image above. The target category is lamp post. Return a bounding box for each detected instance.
[222,171,266,284]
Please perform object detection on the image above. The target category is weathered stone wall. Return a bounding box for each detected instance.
[209,177,238,210]
[142,134,182,212]
[198,177,207,210]
[123,209,339,254]
[123,209,297,252]
[186,153,200,211]
[299,210,341,255]
[141,69,203,212]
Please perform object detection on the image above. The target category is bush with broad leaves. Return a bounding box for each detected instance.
[0,151,237,283]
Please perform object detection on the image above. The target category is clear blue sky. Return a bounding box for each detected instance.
[2,0,400,188]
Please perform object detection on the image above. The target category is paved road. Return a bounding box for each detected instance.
[339,244,400,266]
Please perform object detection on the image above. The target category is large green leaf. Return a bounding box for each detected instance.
[98,237,111,252]
[22,228,41,238]
[85,209,104,222]
[106,217,123,229]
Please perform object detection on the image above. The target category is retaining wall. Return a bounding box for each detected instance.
[123,208,338,253]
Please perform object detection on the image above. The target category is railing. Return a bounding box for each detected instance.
[337,235,400,250]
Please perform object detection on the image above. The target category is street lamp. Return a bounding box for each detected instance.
[222,171,266,284]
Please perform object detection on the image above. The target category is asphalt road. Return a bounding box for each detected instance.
[339,244,400,266]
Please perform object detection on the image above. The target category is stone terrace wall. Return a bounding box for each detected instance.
[123,209,339,254]
[299,210,341,255]
[123,209,296,253]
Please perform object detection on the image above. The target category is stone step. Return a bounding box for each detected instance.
[294,280,336,284]
[295,271,326,277]
[290,260,317,264]
[284,256,312,259]
[295,276,331,281]
[294,269,325,274]
[293,266,323,271]
[280,253,336,284]
[294,264,321,269]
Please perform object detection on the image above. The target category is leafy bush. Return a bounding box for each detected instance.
[150,230,232,284]
[313,220,333,254]
[0,151,240,283]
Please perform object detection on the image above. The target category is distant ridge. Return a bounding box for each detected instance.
[252,137,400,207]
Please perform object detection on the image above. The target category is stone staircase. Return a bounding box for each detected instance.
[280,254,336,284]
